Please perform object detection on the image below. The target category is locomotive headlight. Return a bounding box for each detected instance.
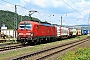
[19,33,23,35]
[30,33,33,36]
[26,33,30,35]
[26,33,33,36]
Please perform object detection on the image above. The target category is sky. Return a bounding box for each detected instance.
[0,0,90,26]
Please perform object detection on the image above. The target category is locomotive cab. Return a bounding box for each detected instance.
[17,21,34,44]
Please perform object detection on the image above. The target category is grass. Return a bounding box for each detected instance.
[0,46,38,60]
[59,47,90,60]
[0,37,17,44]
[0,40,17,48]
[0,35,89,60]
[0,42,17,48]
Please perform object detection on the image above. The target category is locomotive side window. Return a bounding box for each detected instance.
[36,25,39,29]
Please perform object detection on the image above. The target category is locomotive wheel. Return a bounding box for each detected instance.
[27,40,34,46]
[30,42,34,46]
[34,41,37,45]
[52,38,57,42]
[41,38,46,44]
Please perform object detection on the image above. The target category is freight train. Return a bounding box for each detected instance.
[17,20,89,45]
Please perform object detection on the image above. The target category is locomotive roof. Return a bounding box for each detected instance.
[19,20,54,27]
[40,22,51,24]
[30,20,41,23]
[30,20,51,25]
[39,22,54,27]
[19,20,39,23]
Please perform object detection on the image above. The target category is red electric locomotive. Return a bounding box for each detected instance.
[17,20,57,44]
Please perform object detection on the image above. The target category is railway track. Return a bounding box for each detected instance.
[11,37,90,60]
[0,40,6,43]
[0,43,24,51]
[0,40,15,43]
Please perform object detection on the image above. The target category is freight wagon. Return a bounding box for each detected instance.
[69,28,77,37]
[77,29,82,36]
[55,25,70,39]
[82,29,88,35]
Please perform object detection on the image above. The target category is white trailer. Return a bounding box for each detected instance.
[1,29,17,38]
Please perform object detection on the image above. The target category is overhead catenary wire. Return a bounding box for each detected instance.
[70,0,90,12]
[61,0,90,22]
[62,0,82,16]
[20,0,55,16]
[71,0,90,22]
[1,0,80,18]
[1,0,30,10]
[1,0,54,23]
[70,0,86,20]
[1,0,15,5]
[70,0,81,9]
[1,0,89,22]
[1,0,54,19]
[0,0,45,21]
[1,0,89,16]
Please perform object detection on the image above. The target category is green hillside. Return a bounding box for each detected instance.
[0,10,40,29]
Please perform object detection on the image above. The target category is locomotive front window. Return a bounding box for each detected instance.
[19,24,32,29]
[26,24,32,29]
[19,24,25,29]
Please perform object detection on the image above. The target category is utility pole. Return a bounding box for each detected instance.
[21,15,22,21]
[14,5,18,40]
[14,5,17,30]
[61,16,62,26]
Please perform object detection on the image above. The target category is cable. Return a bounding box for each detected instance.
[70,0,82,10]
[1,0,54,18]
[1,0,15,5]
[1,0,87,21]
[62,0,90,22]
[1,0,30,10]
[70,0,90,12]
[62,0,82,16]
[21,0,55,15]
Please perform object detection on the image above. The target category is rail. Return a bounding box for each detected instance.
[11,37,90,60]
